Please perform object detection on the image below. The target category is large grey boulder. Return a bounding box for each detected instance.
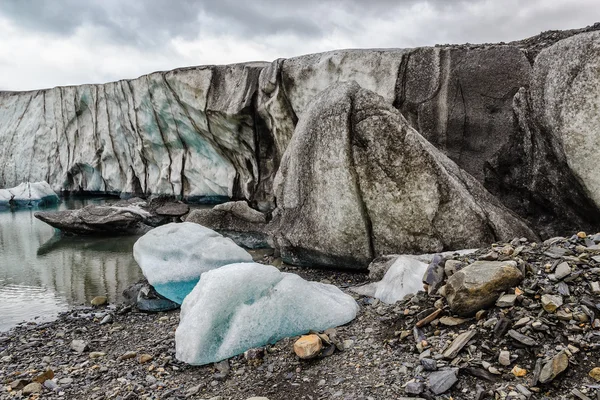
[271,81,537,269]
[444,260,524,316]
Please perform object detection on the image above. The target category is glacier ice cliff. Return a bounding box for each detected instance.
[2,25,600,265]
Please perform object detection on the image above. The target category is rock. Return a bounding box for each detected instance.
[444,261,523,316]
[444,260,463,277]
[175,263,358,365]
[405,381,425,395]
[33,369,54,383]
[511,365,527,377]
[507,330,536,346]
[541,294,563,312]
[155,202,190,217]
[589,367,600,382]
[9,380,27,390]
[496,294,517,307]
[138,354,153,364]
[423,254,445,295]
[439,316,468,326]
[70,340,89,354]
[367,255,401,282]
[271,82,536,269]
[119,351,137,360]
[554,262,571,280]
[22,382,43,395]
[34,198,158,235]
[91,296,107,306]
[499,351,511,366]
[89,352,106,359]
[443,330,476,359]
[351,256,428,304]
[0,181,59,209]
[123,280,180,313]
[539,351,569,383]
[133,222,253,303]
[186,201,271,249]
[293,335,323,359]
[428,368,459,395]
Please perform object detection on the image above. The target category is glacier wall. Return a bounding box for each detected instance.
[1,25,600,235]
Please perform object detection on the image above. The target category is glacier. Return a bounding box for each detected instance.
[0,181,60,209]
[175,262,359,365]
[132,222,252,303]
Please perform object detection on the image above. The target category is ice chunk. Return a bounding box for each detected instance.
[0,181,59,209]
[133,222,253,303]
[352,256,428,304]
[176,263,359,365]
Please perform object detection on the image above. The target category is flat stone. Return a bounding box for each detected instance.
[416,308,442,328]
[421,358,437,371]
[428,368,459,395]
[439,316,468,326]
[444,261,523,316]
[544,246,573,258]
[89,352,106,358]
[496,294,517,307]
[405,381,425,395]
[508,330,536,346]
[138,354,153,363]
[443,329,476,359]
[541,294,563,312]
[539,351,569,383]
[294,335,323,359]
[591,282,600,295]
[22,382,43,395]
[119,351,137,360]
[589,367,600,382]
[70,339,89,354]
[554,262,571,280]
[155,203,190,217]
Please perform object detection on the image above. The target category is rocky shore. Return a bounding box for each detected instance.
[4,233,600,400]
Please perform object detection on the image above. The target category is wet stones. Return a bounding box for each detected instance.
[444,261,523,316]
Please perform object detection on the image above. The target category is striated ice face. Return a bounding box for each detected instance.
[352,256,428,304]
[175,262,359,365]
[0,181,59,208]
[132,222,253,303]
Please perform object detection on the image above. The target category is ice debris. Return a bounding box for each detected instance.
[0,182,59,209]
[351,256,428,304]
[133,222,253,303]
[175,263,359,365]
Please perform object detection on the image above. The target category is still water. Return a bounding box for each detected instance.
[0,198,144,332]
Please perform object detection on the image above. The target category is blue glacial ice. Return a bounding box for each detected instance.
[351,256,429,304]
[175,262,359,365]
[0,181,60,209]
[132,222,253,303]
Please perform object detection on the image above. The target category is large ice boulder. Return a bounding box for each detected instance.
[175,263,359,365]
[0,181,59,209]
[133,222,253,303]
[352,256,429,304]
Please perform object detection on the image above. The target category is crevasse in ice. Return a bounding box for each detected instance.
[132,222,253,303]
[175,262,359,365]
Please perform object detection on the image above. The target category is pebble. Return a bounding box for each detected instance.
[499,350,511,366]
[589,367,600,382]
[70,339,89,353]
[91,296,108,306]
[554,262,571,280]
[22,382,43,394]
[541,294,563,312]
[539,351,569,383]
[443,329,476,359]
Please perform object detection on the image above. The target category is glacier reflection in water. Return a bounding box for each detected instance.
[0,198,144,332]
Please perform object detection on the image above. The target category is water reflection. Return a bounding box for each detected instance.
[0,199,144,331]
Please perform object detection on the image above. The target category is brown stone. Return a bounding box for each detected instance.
[138,354,153,364]
[294,335,323,359]
[91,296,107,306]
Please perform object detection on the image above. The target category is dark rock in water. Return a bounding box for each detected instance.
[155,203,190,217]
[123,280,179,313]
[444,261,523,316]
[186,201,271,249]
[270,82,537,269]
[35,198,188,235]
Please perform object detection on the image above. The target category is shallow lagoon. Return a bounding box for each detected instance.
[0,198,144,331]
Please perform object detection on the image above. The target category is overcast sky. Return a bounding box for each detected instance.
[0,0,597,91]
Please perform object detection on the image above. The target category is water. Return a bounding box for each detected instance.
[0,198,144,332]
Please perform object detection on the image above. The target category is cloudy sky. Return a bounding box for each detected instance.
[0,0,597,91]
